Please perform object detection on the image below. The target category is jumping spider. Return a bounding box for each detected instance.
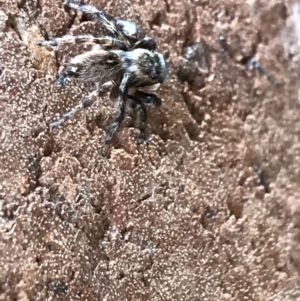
[38,0,167,143]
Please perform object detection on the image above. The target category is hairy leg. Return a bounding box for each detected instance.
[128,96,148,130]
[64,0,119,36]
[56,65,78,87]
[64,1,140,43]
[131,94,155,145]
[134,90,162,107]
[37,34,127,50]
[115,94,150,145]
[132,37,157,51]
[128,91,163,144]
[50,80,114,129]
[104,73,132,142]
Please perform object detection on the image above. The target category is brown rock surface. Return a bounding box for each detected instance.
[1,0,300,300]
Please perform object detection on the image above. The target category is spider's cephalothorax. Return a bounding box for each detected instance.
[38,0,167,143]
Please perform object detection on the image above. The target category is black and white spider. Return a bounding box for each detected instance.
[38,0,168,143]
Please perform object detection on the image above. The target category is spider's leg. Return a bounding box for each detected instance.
[134,90,162,107]
[38,35,127,50]
[64,0,119,37]
[105,73,132,142]
[129,96,147,130]
[247,57,279,87]
[127,90,163,145]
[50,80,114,129]
[129,95,153,145]
[133,37,157,51]
[56,65,79,87]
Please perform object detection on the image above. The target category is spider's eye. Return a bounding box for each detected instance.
[116,20,140,40]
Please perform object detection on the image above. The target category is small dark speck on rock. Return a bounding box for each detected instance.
[178,184,185,193]
[47,279,68,295]
[205,209,217,218]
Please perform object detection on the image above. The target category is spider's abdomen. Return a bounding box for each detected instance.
[68,50,122,83]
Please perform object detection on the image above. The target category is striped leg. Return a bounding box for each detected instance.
[64,1,119,36]
[134,91,162,107]
[130,95,152,145]
[50,81,114,129]
[104,73,132,142]
[130,97,147,131]
[133,37,157,51]
[37,35,127,50]
[64,1,140,42]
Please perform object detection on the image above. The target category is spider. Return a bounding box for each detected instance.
[38,0,168,143]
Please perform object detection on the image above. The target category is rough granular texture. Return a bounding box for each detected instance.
[1,0,300,300]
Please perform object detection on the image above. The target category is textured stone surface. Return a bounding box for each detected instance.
[1,0,300,300]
